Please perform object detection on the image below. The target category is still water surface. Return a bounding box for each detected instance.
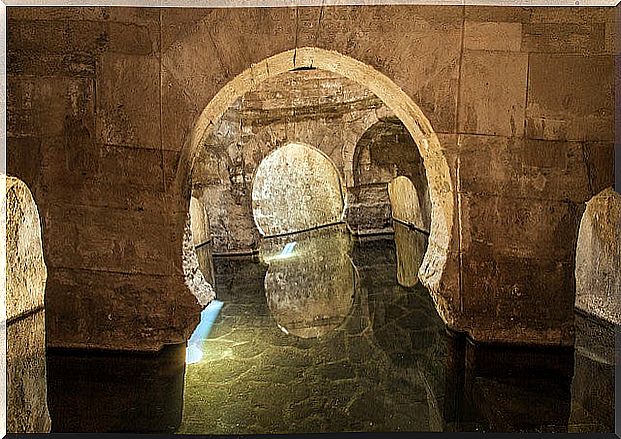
[46,223,615,434]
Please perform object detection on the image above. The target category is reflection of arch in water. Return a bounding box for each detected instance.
[394,222,429,288]
[259,224,356,338]
[251,142,346,237]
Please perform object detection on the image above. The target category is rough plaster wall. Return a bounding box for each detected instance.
[252,142,344,236]
[575,188,621,325]
[3,177,51,433]
[5,5,617,349]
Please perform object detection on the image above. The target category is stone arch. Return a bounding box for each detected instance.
[2,176,51,433]
[176,47,454,294]
[346,116,431,235]
[251,141,345,237]
[389,176,428,233]
[575,187,621,324]
[341,106,397,189]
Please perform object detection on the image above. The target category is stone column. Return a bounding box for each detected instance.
[3,176,51,433]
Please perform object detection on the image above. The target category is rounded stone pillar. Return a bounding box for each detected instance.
[2,176,51,433]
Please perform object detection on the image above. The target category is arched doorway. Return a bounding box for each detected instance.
[179,48,456,436]
[178,47,454,295]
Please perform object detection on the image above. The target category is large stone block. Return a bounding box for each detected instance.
[575,188,621,325]
[8,76,95,139]
[529,7,615,24]
[37,138,178,211]
[459,192,583,262]
[522,23,606,54]
[7,11,158,55]
[464,21,522,52]
[461,250,575,345]
[458,135,592,202]
[45,268,201,351]
[42,204,184,276]
[464,6,532,23]
[96,53,161,148]
[526,54,614,142]
[458,51,528,137]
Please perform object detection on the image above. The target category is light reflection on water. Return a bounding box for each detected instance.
[259,224,355,339]
[186,300,225,365]
[41,222,615,433]
[180,223,446,434]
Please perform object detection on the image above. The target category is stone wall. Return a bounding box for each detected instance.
[6,5,617,350]
[575,188,621,325]
[3,177,51,433]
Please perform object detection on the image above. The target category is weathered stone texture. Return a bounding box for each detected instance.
[7,312,51,433]
[526,54,614,142]
[575,188,621,325]
[458,51,528,137]
[3,177,51,433]
[4,177,47,321]
[252,142,344,236]
[5,5,617,351]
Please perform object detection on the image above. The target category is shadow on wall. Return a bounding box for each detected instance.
[3,176,51,433]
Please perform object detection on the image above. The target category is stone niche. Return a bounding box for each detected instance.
[575,187,621,325]
[2,176,51,433]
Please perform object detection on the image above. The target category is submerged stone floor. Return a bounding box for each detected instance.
[43,223,615,434]
[179,224,447,434]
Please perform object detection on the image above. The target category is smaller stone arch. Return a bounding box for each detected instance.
[251,142,345,237]
[575,187,621,324]
[388,176,429,234]
[2,176,51,433]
